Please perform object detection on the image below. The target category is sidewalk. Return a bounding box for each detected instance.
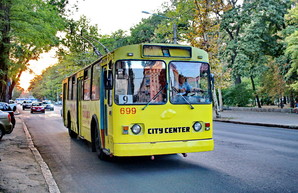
[214,109,298,129]
[0,116,49,193]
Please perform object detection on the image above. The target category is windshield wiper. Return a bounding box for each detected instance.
[142,83,168,110]
[172,87,195,109]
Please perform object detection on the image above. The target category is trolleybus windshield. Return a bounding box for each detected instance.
[169,62,212,104]
[115,60,166,105]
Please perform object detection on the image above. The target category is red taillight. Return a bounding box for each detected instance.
[8,113,11,122]
[205,122,211,131]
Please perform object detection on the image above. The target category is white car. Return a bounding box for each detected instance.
[42,101,54,111]
[22,100,32,110]
[8,100,17,111]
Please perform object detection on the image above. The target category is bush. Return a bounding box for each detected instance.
[222,83,254,107]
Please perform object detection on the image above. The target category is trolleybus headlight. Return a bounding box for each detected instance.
[193,122,202,132]
[131,124,141,134]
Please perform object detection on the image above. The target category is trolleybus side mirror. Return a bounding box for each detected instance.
[104,70,113,90]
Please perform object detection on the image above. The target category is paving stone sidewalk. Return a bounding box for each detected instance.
[0,116,49,193]
[214,109,298,129]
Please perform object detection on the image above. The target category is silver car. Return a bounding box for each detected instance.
[0,110,13,140]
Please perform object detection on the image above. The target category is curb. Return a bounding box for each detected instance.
[21,119,61,193]
[214,119,298,130]
[223,107,298,114]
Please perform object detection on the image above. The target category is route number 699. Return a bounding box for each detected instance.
[120,107,136,114]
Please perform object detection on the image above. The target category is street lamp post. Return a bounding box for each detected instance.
[142,11,177,44]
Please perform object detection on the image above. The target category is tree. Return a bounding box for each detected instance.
[259,58,288,107]
[0,0,67,102]
[191,0,232,112]
[160,0,231,111]
[220,0,248,85]
[29,64,65,101]
[222,82,254,107]
[28,75,44,100]
[59,16,102,67]
[129,15,164,44]
[12,83,24,100]
[239,0,291,108]
[285,2,298,91]
[29,16,104,99]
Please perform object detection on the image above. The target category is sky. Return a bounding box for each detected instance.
[19,0,170,91]
[68,0,170,34]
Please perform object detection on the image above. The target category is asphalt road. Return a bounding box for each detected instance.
[20,107,298,193]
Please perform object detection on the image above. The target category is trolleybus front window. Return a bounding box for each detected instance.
[115,60,166,105]
[169,62,212,104]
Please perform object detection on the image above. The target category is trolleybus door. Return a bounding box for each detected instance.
[99,65,112,148]
[100,67,107,133]
[77,77,83,136]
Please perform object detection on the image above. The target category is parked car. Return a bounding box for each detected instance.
[0,110,14,140]
[42,100,54,111]
[0,102,15,127]
[22,100,32,110]
[31,102,45,113]
[8,100,17,111]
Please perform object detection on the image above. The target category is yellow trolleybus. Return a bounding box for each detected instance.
[62,43,214,160]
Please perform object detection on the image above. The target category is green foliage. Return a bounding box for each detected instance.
[221,0,291,83]
[29,64,65,101]
[222,83,254,107]
[284,2,298,90]
[26,0,298,107]
[129,15,164,44]
[0,0,68,101]
[12,85,24,100]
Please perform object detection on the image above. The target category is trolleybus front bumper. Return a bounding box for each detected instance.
[113,139,214,157]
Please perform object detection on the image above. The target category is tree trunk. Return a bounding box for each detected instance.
[250,76,261,108]
[218,88,223,111]
[7,71,23,101]
[235,75,242,85]
[8,80,15,100]
[289,91,295,108]
[280,97,284,109]
[212,87,220,118]
[0,0,11,102]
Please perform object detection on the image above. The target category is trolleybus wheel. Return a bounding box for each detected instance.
[67,115,77,138]
[94,127,109,161]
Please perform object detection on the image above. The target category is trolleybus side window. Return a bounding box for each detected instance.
[115,60,166,105]
[68,77,72,100]
[92,63,101,100]
[169,62,211,104]
[68,76,76,100]
[83,68,91,100]
[72,76,77,100]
